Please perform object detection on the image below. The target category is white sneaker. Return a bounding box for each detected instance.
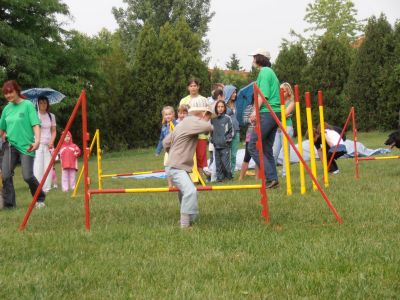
[332,170,340,175]
[35,202,46,209]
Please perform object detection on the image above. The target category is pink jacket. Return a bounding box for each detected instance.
[59,131,81,170]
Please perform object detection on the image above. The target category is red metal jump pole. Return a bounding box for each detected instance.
[254,84,342,224]
[19,91,85,231]
[253,84,269,223]
[326,107,354,172]
[81,91,91,231]
[352,108,360,179]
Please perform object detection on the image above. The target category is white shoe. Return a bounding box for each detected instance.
[35,202,46,209]
[332,170,340,175]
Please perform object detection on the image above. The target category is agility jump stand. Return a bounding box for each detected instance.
[254,84,342,224]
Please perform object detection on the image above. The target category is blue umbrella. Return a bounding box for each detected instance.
[235,81,254,127]
[21,88,66,105]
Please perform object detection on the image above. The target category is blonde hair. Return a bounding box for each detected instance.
[280,82,294,102]
[177,104,189,114]
[161,106,175,123]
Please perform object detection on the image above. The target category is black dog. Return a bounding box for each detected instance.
[384,130,400,149]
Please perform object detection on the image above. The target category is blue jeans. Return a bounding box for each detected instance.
[248,112,281,182]
[165,167,198,216]
[272,125,294,176]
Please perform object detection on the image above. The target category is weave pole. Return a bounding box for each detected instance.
[305,92,318,191]
[253,85,342,224]
[318,91,329,187]
[294,85,306,194]
[280,88,292,196]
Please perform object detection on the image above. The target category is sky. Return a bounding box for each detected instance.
[61,0,399,70]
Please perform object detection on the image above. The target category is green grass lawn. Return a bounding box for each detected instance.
[1,131,399,299]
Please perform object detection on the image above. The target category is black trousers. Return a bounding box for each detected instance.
[215,147,232,181]
[2,143,45,208]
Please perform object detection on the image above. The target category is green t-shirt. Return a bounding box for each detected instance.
[0,100,40,156]
[256,67,280,113]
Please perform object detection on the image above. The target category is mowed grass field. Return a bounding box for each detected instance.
[0,131,399,299]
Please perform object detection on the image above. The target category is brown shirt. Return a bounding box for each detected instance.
[163,115,212,172]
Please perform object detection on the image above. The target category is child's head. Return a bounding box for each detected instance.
[188,96,212,121]
[215,100,226,116]
[177,104,189,120]
[212,88,224,101]
[187,78,200,96]
[63,131,72,143]
[223,85,237,105]
[162,106,175,123]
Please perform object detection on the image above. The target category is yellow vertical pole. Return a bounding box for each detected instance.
[305,92,318,191]
[280,88,292,196]
[96,129,102,190]
[72,129,98,198]
[318,91,329,187]
[294,85,306,194]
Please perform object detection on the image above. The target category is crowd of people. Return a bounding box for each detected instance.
[1,49,346,229]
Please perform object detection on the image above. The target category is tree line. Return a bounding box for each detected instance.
[1,0,399,151]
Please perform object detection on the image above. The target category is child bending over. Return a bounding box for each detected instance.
[163,97,213,229]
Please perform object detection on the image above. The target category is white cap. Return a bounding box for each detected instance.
[188,96,212,113]
[248,48,271,59]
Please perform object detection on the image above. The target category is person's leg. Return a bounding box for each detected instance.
[69,170,77,190]
[20,153,46,203]
[221,147,232,180]
[281,126,294,177]
[169,168,198,227]
[215,148,223,181]
[272,129,282,164]
[61,169,69,191]
[230,133,240,174]
[42,145,52,192]
[196,139,208,170]
[33,144,44,189]
[2,144,19,208]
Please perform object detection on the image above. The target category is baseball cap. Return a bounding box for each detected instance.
[248,48,271,59]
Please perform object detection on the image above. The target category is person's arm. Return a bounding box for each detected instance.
[27,125,41,152]
[226,117,233,143]
[155,127,165,156]
[286,100,295,118]
[49,125,56,149]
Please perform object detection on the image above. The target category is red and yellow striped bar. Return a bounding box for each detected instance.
[101,169,165,178]
[89,184,262,194]
[358,156,400,161]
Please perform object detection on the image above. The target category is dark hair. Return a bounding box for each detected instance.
[187,78,200,87]
[253,54,271,67]
[38,96,50,112]
[212,88,224,100]
[214,99,226,115]
[2,80,24,98]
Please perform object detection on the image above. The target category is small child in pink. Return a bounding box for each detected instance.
[59,131,81,192]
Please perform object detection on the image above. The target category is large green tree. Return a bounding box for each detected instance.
[226,53,241,71]
[345,15,394,131]
[274,43,308,86]
[302,33,352,125]
[287,0,363,55]
[112,0,214,59]
[0,0,69,85]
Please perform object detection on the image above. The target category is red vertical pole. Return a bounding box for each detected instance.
[253,84,269,223]
[19,92,84,231]
[352,107,359,179]
[81,90,91,231]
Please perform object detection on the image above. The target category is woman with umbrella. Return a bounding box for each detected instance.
[33,95,56,193]
[0,80,46,209]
